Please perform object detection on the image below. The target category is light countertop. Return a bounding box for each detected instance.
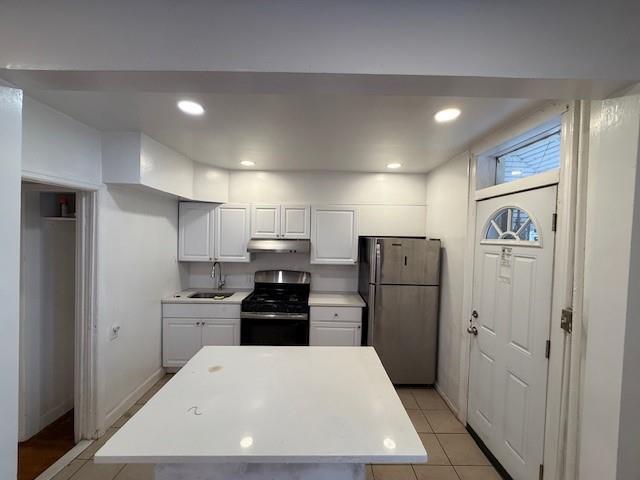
[162,289,251,304]
[308,292,365,308]
[95,346,425,464]
[163,290,364,308]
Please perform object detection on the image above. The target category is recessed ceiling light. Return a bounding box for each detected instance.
[434,108,461,123]
[386,163,402,169]
[240,160,256,167]
[177,100,204,116]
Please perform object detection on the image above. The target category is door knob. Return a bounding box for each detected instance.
[467,325,478,336]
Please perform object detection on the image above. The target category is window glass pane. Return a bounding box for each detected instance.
[511,208,529,231]
[486,224,500,240]
[485,207,539,243]
[496,131,561,184]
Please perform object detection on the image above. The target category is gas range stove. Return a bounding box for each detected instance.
[240,270,311,345]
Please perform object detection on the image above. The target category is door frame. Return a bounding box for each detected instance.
[18,176,99,443]
[458,102,580,479]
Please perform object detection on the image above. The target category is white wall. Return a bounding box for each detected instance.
[1,1,638,80]
[424,152,469,413]
[0,86,22,480]
[20,191,75,440]
[229,171,427,237]
[22,96,102,187]
[96,186,185,429]
[578,94,640,480]
[189,254,357,292]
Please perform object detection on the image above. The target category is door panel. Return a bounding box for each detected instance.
[163,318,201,367]
[373,285,438,384]
[378,238,440,285]
[281,205,310,239]
[309,321,361,346]
[201,319,240,346]
[251,204,280,238]
[178,202,214,261]
[215,204,250,262]
[467,185,556,480]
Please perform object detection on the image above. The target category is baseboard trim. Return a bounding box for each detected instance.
[34,439,93,480]
[434,382,459,418]
[40,399,74,432]
[104,367,164,431]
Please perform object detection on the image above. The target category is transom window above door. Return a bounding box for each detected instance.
[483,206,540,245]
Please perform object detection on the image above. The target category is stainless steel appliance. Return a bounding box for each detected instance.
[241,270,311,346]
[358,237,441,385]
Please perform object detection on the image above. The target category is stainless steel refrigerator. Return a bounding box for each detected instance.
[358,237,441,385]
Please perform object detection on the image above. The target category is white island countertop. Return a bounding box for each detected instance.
[308,292,366,308]
[95,346,425,465]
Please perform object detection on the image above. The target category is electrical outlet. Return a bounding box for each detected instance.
[110,324,121,340]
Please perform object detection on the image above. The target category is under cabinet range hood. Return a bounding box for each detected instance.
[247,239,310,254]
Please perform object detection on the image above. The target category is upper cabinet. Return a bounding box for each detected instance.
[251,204,310,239]
[215,204,251,262]
[311,206,358,264]
[178,202,215,261]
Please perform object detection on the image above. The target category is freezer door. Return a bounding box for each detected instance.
[373,285,439,384]
[378,238,441,285]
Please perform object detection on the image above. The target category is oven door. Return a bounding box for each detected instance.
[240,313,309,346]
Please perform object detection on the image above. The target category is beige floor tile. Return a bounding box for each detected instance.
[396,389,419,409]
[77,428,118,460]
[51,459,87,480]
[113,404,144,428]
[417,433,450,465]
[372,464,417,480]
[407,410,433,433]
[454,466,501,480]
[366,464,374,480]
[114,463,155,480]
[411,389,448,410]
[69,460,125,480]
[436,434,490,466]
[413,465,460,480]
[423,410,466,434]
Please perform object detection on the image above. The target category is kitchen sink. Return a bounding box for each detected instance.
[188,292,235,299]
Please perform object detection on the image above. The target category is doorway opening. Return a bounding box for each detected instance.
[18,180,97,480]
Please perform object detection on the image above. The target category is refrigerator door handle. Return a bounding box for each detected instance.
[367,284,376,346]
[375,242,382,285]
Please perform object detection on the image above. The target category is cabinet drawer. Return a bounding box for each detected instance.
[310,306,361,322]
[162,303,241,319]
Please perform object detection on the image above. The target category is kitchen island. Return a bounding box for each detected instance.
[95,346,426,479]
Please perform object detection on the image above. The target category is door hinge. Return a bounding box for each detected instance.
[551,213,558,232]
[561,307,573,333]
[545,340,551,358]
[539,464,544,480]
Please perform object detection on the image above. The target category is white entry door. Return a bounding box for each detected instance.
[467,185,557,480]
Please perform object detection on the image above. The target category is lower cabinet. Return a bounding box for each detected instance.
[309,306,362,346]
[163,316,240,368]
[310,321,361,346]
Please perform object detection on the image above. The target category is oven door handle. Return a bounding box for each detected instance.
[240,312,309,320]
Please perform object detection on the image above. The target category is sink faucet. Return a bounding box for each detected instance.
[211,262,226,290]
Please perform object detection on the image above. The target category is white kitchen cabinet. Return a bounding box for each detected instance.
[178,202,215,261]
[251,204,310,239]
[310,206,358,264]
[201,319,240,346]
[163,304,241,367]
[163,318,204,367]
[310,321,361,346]
[281,205,310,239]
[251,204,280,238]
[309,306,362,346]
[215,204,251,262]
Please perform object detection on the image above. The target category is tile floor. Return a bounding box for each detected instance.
[52,378,501,480]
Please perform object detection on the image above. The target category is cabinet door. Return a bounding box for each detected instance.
[201,319,240,346]
[215,204,251,262]
[310,206,358,264]
[178,202,215,261]
[251,204,280,238]
[281,205,310,239]
[163,318,202,367]
[309,321,362,346]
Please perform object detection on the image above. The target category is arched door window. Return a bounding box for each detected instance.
[483,206,540,245]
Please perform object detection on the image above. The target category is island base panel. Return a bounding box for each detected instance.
[155,463,365,480]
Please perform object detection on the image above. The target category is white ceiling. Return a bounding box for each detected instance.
[25,89,538,173]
